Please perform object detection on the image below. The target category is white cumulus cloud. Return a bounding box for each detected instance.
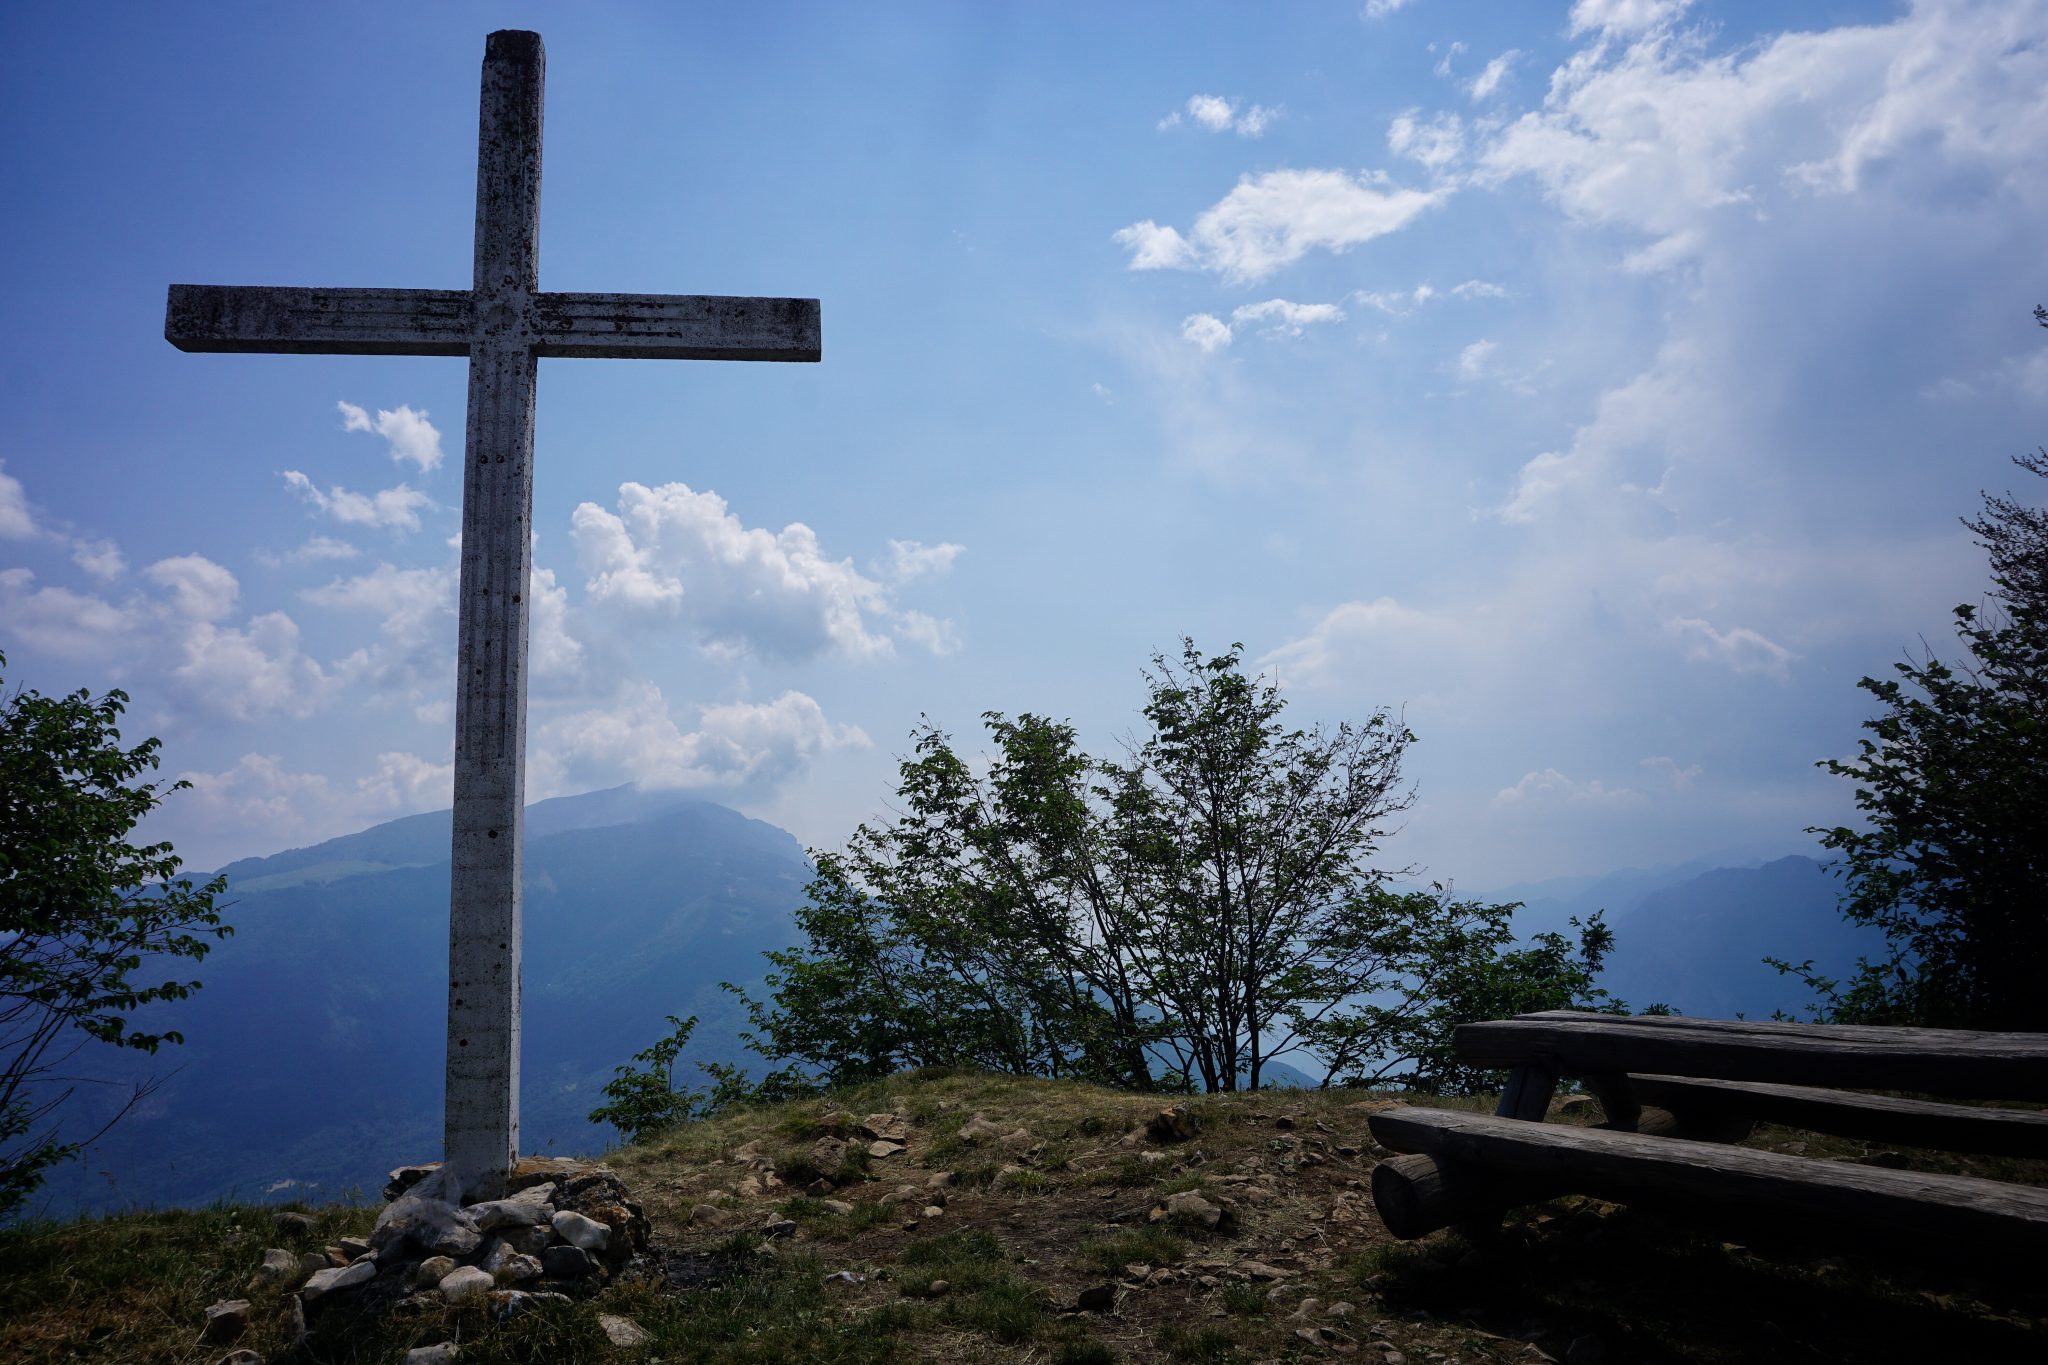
[572,482,951,661]
[1163,94,1281,137]
[0,463,35,539]
[1117,169,1445,283]
[282,470,434,532]
[338,400,444,472]
[534,681,869,797]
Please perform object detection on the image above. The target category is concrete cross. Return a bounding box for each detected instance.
[165,30,820,1199]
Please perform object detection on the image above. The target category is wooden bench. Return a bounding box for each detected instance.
[1368,1010,2048,1254]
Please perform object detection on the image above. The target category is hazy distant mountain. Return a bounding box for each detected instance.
[36,786,811,1218]
[1596,855,1887,1020]
[30,794,1887,1217]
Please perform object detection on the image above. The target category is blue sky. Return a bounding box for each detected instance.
[2,0,2043,887]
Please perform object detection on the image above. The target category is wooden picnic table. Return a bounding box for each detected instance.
[1367,1010,2048,1254]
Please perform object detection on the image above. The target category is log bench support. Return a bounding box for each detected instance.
[1366,1105,2048,1254]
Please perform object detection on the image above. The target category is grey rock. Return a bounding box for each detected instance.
[763,1214,798,1239]
[199,1298,250,1344]
[301,1262,375,1302]
[438,1265,495,1303]
[496,1223,551,1255]
[297,1252,329,1280]
[280,1293,306,1346]
[412,1255,457,1288]
[492,1252,543,1284]
[549,1208,610,1253]
[598,1313,654,1347]
[467,1197,554,1231]
[540,1244,594,1279]
[403,1345,460,1365]
[373,1170,482,1259]
[336,1236,371,1259]
[248,1247,299,1292]
[272,1210,317,1239]
[384,1162,442,1201]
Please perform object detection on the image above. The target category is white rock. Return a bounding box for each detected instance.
[598,1313,654,1347]
[403,1345,460,1365]
[549,1209,610,1253]
[301,1261,375,1302]
[438,1265,495,1303]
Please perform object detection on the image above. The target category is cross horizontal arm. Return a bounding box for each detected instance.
[532,292,819,361]
[166,285,474,356]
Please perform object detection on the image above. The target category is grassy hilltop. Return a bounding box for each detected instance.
[3,1071,2044,1365]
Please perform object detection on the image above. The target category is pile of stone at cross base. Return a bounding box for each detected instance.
[206,1156,653,1355]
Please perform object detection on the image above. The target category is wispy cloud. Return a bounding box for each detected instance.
[1159,94,1281,137]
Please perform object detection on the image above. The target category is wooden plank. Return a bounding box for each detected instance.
[532,292,820,361]
[1495,1065,1558,1121]
[1455,1011,2048,1101]
[1367,1105,2048,1249]
[166,285,472,356]
[1630,1073,2048,1158]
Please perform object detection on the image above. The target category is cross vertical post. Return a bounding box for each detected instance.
[164,27,820,1203]
[445,29,545,1195]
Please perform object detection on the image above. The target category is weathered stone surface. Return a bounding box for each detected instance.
[817,1199,855,1215]
[280,1292,306,1346]
[412,1256,458,1289]
[301,1262,375,1302]
[927,1171,956,1188]
[810,1136,849,1172]
[467,1197,553,1231]
[957,1115,1007,1143]
[384,1163,443,1201]
[868,1139,906,1159]
[1148,1106,1198,1143]
[336,1236,371,1260]
[763,1214,798,1239]
[496,1223,551,1256]
[688,1203,729,1227]
[438,1265,495,1303]
[373,1170,482,1259]
[403,1345,460,1365]
[200,1298,251,1344]
[491,1252,543,1284]
[598,1313,655,1347]
[506,1180,556,1205]
[507,1156,585,1192]
[541,1245,594,1279]
[920,1205,945,1219]
[1236,1261,1290,1281]
[550,1209,609,1253]
[248,1247,299,1292]
[857,1112,908,1142]
[1152,1190,1235,1233]
[297,1252,329,1280]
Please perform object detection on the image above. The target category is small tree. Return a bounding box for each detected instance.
[734,640,1591,1095]
[1791,446,2048,1028]
[1,652,229,1217]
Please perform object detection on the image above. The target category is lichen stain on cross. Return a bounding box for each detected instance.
[165,30,821,1201]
